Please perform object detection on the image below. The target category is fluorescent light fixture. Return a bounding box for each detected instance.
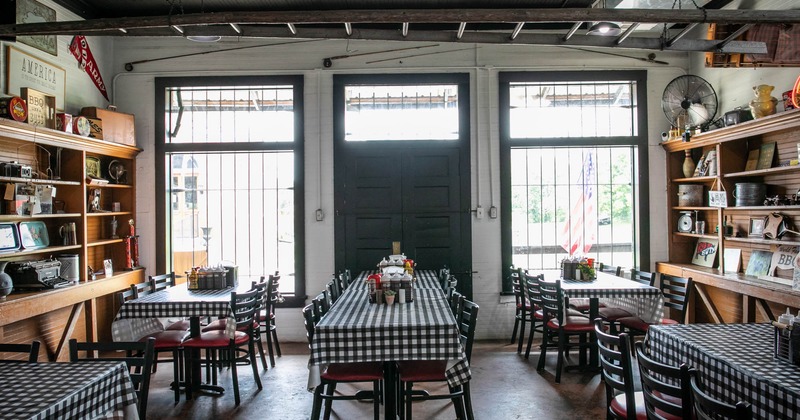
[402,22,409,37]
[457,22,466,40]
[118,28,128,34]
[230,23,241,34]
[510,22,525,40]
[187,35,222,43]
[587,22,622,36]
[287,23,297,35]
[345,22,352,36]
[171,25,184,34]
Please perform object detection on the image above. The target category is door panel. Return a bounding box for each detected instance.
[345,214,403,271]
[346,152,402,214]
[403,149,461,213]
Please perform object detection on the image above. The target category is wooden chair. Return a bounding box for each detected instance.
[398,299,479,420]
[537,279,593,383]
[618,274,692,336]
[598,263,623,277]
[339,269,352,290]
[117,287,186,403]
[634,341,690,420]
[327,278,341,304]
[449,291,466,318]
[304,305,382,420]
[69,338,156,420]
[523,272,546,359]
[131,280,155,298]
[182,289,263,405]
[312,291,330,323]
[262,273,282,365]
[0,340,40,362]
[594,319,642,419]
[685,368,752,420]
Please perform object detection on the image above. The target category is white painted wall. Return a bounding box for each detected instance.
[107,36,695,341]
[0,2,113,115]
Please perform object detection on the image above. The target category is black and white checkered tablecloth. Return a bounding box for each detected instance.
[647,323,800,420]
[0,361,138,420]
[112,285,238,342]
[309,270,470,389]
[560,273,664,323]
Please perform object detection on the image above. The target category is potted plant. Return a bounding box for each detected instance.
[577,261,596,281]
[384,290,397,305]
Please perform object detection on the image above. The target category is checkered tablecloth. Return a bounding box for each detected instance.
[560,273,664,323]
[309,270,470,390]
[647,323,800,420]
[0,361,138,420]
[112,285,238,342]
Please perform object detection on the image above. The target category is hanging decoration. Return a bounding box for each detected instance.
[68,35,109,102]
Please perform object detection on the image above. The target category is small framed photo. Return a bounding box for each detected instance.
[103,259,113,277]
[749,217,765,238]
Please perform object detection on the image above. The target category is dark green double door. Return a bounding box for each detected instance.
[334,144,472,298]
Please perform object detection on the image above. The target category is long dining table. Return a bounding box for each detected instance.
[647,323,800,420]
[308,270,470,419]
[0,360,139,419]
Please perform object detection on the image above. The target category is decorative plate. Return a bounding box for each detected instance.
[18,221,49,249]
[86,156,102,179]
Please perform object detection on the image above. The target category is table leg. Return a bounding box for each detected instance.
[384,361,398,419]
[187,317,226,395]
[589,299,599,368]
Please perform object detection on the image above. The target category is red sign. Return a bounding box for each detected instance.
[68,36,109,102]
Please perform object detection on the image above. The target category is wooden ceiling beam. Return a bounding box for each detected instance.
[0,8,798,37]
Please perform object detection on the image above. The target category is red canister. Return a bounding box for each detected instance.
[0,96,27,122]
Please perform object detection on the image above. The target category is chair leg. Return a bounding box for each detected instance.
[323,383,336,420]
[463,382,475,420]
[311,385,324,420]
[271,326,281,357]
[173,348,180,403]
[231,346,241,406]
[405,382,414,420]
[516,315,527,353]
[450,385,466,420]
[537,328,549,371]
[555,330,565,383]
[249,340,263,390]
[185,352,193,401]
[525,318,537,359]
[372,380,380,420]
[510,313,520,344]
[265,327,277,367]
[255,334,268,371]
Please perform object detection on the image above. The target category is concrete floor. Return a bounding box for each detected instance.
[145,339,608,419]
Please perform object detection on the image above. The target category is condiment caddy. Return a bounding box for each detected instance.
[367,254,416,304]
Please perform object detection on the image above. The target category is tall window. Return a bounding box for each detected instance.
[500,71,649,292]
[155,76,304,305]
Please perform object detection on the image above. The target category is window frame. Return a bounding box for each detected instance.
[154,75,306,307]
[499,71,650,293]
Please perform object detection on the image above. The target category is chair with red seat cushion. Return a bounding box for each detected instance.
[510,267,531,353]
[303,304,382,420]
[149,273,191,331]
[597,269,655,333]
[397,299,479,420]
[618,274,692,337]
[523,272,545,359]
[261,273,282,366]
[182,288,263,405]
[594,319,643,419]
[536,279,593,383]
[634,341,692,420]
[685,368,752,420]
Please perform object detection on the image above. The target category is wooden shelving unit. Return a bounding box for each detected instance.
[660,109,800,324]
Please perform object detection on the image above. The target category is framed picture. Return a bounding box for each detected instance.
[749,217,765,237]
[14,0,58,56]
[757,142,777,170]
[691,237,719,268]
[5,45,66,111]
[103,259,113,277]
[745,249,773,277]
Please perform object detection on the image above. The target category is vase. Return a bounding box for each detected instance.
[385,294,395,305]
[682,150,696,178]
[749,84,778,119]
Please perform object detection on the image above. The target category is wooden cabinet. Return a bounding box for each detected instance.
[0,118,143,360]
[660,109,800,323]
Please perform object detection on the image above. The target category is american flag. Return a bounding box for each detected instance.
[560,150,597,256]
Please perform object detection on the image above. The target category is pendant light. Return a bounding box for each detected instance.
[587,0,621,36]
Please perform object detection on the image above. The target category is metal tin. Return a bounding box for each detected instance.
[733,182,766,206]
[677,185,704,207]
[0,96,27,122]
[73,115,91,136]
[724,109,754,126]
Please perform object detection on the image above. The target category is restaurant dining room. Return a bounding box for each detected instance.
[2,0,800,419]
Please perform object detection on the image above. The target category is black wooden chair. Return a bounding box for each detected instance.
[0,340,41,362]
[598,269,656,332]
[304,305,383,420]
[261,273,282,366]
[523,272,546,359]
[618,274,692,337]
[450,291,466,318]
[327,277,342,304]
[398,299,479,420]
[149,273,191,332]
[634,341,690,420]
[182,289,263,405]
[510,267,531,353]
[685,368,752,420]
[594,319,641,419]
[537,279,593,383]
[69,338,156,419]
[339,269,352,290]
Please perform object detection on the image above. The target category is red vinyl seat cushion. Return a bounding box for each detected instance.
[618,316,679,332]
[546,316,595,332]
[598,307,634,321]
[322,362,384,382]
[165,319,191,331]
[568,298,607,311]
[610,391,683,420]
[141,330,189,349]
[201,319,259,332]
[181,330,249,348]
[397,360,448,382]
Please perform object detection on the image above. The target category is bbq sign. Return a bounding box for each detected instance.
[68,36,109,102]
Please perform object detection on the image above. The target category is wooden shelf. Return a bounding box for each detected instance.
[0,176,81,186]
[724,236,800,246]
[87,211,133,217]
[722,205,800,211]
[89,183,133,189]
[0,118,142,159]
[87,238,125,247]
[0,244,82,258]
[0,213,81,222]
[724,164,800,178]
[673,176,717,183]
[672,206,718,211]
[674,232,718,239]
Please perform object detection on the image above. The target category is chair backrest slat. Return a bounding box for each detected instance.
[131,281,154,298]
[659,274,692,323]
[539,279,563,323]
[523,273,543,310]
[598,263,623,277]
[149,272,176,292]
[459,300,480,362]
[629,269,655,286]
[0,340,40,363]
[685,368,752,420]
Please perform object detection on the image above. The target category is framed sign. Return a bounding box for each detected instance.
[14,0,58,56]
[5,45,66,110]
[21,87,55,128]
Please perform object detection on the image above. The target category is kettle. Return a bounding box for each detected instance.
[0,261,12,299]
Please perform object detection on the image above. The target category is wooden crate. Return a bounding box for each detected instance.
[80,107,135,146]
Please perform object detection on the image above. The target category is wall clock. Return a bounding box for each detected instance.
[678,211,694,233]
